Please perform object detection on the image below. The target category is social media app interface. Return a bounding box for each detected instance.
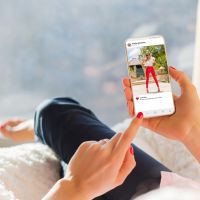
[126,36,174,117]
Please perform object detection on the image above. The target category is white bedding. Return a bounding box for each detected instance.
[0,143,60,200]
[0,119,200,200]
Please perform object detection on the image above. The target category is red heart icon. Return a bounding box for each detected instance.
[136,97,139,100]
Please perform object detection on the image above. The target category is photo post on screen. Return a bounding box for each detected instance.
[125,36,175,118]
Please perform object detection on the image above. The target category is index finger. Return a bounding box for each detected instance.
[113,112,143,154]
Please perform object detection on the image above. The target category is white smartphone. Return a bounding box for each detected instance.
[125,35,175,118]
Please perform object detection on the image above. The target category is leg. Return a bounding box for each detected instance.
[145,67,150,92]
[34,97,170,200]
[151,68,160,90]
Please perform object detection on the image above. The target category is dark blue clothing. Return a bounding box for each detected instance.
[34,97,170,200]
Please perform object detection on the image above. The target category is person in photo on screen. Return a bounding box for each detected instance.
[141,51,160,93]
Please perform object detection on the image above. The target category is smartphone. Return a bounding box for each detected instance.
[125,35,175,118]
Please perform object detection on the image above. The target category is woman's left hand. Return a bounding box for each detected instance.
[43,115,143,200]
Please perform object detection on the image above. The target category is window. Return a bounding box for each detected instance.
[0,0,197,126]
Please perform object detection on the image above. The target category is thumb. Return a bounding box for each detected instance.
[169,66,192,94]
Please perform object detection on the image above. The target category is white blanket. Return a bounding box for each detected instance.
[0,118,200,199]
[0,143,60,200]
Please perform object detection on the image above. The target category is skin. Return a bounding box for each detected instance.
[0,67,199,199]
[140,53,159,92]
[42,116,143,200]
[43,67,200,200]
[123,66,200,162]
[140,53,156,67]
[0,119,34,142]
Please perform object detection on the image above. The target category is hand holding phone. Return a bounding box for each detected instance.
[125,35,175,118]
[122,65,200,163]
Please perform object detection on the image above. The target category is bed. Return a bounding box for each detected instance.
[0,2,200,200]
[0,121,200,200]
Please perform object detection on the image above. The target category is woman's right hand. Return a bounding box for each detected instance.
[43,115,143,200]
[122,67,200,161]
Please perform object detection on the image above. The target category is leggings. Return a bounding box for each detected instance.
[146,66,159,89]
[34,97,170,200]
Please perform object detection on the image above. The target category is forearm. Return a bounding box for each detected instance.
[183,122,200,163]
[42,179,89,200]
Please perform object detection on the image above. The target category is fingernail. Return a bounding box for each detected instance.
[129,146,134,155]
[170,66,176,70]
[137,112,143,119]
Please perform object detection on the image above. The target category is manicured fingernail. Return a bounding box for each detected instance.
[170,66,176,70]
[129,146,134,155]
[137,112,143,119]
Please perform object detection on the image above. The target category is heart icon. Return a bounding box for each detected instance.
[136,97,139,100]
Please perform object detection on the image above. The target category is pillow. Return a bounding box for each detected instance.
[0,184,16,200]
[0,143,60,200]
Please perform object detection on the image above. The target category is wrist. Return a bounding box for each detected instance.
[182,121,200,162]
[182,120,200,143]
[58,178,90,200]
[43,178,90,200]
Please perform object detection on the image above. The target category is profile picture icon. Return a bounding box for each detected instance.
[127,43,131,47]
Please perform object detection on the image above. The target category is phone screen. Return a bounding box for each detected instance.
[125,35,175,118]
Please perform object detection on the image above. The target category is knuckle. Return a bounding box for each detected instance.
[121,132,128,142]
[100,148,110,158]
[190,84,197,93]
[91,143,100,150]
[118,178,125,186]
[100,149,114,164]
[178,71,186,81]
[79,141,90,149]
[118,132,123,136]
[116,132,123,139]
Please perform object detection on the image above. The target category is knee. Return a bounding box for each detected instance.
[35,97,79,120]
[35,98,55,121]
[34,98,57,139]
[34,97,79,138]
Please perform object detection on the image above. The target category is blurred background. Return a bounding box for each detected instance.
[0,0,198,126]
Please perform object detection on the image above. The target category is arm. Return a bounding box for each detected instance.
[123,66,200,163]
[140,58,146,66]
[152,57,156,67]
[183,120,200,162]
[42,179,87,200]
